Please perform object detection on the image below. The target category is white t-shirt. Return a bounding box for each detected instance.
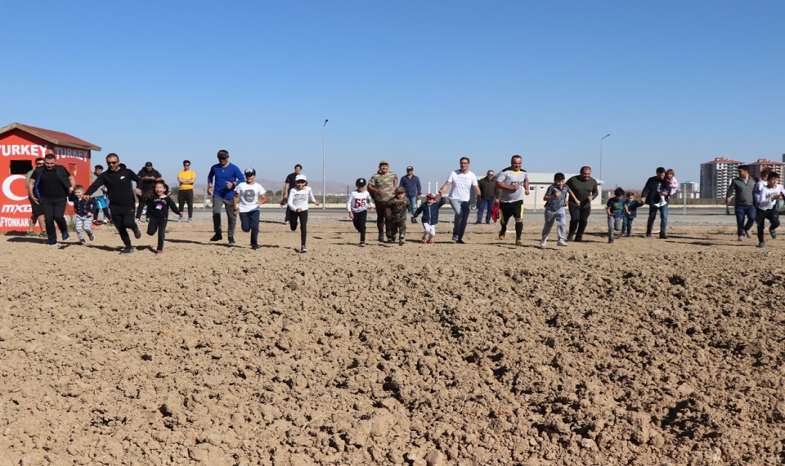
[496,169,528,203]
[236,182,265,213]
[347,190,374,213]
[445,170,478,202]
[756,184,785,210]
[288,187,317,211]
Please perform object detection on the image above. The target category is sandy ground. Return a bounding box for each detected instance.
[1,210,784,465]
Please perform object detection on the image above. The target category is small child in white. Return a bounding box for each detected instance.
[540,173,569,248]
[287,174,320,253]
[234,168,267,250]
[754,171,785,248]
[347,178,375,247]
[412,193,446,244]
[68,185,95,245]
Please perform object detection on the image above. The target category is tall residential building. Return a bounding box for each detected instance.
[747,158,785,181]
[700,157,742,199]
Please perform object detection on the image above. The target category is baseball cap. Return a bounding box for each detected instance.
[427,193,436,199]
[244,168,256,176]
[217,150,229,159]
[145,162,153,167]
[407,166,413,171]
[295,174,307,182]
[379,160,389,166]
[356,178,366,187]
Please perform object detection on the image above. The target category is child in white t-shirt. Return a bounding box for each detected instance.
[347,177,375,247]
[754,171,785,248]
[287,174,320,253]
[233,168,267,250]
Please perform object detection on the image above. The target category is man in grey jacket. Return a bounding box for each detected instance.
[725,164,757,241]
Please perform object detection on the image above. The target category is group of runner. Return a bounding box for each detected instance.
[26,149,782,253]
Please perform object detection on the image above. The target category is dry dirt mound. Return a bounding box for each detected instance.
[1,223,784,465]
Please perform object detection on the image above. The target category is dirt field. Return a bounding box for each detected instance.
[1,215,784,465]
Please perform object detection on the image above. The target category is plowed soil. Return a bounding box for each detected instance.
[2,217,784,465]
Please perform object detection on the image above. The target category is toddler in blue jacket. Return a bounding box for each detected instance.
[413,193,446,244]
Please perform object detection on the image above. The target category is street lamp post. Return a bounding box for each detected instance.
[600,133,611,181]
[322,119,328,209]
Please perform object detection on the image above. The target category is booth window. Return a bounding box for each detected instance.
[10,160,32,175]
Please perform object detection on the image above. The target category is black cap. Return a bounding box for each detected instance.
[356,178,366,187]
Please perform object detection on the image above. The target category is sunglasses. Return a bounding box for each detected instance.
[107,161,119,165]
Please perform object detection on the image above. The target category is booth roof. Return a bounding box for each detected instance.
[0,123,101,151]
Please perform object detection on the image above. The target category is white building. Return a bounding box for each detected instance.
[700,157,742,199]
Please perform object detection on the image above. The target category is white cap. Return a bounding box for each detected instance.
[295,174,307,181]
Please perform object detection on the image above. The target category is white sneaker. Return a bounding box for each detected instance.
[300,245,308,253]
[557,239,567,246]
[539,239,546,248]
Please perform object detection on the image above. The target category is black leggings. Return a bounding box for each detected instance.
[352,210,367,242]
[147,217,168,250]
[289,210,308,246]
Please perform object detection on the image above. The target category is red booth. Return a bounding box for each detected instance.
[0,123,101,232]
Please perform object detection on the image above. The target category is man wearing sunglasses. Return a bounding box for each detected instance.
[207,149,244,244]
[85,153,143,254]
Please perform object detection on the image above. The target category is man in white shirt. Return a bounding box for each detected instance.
[439,157,480,244]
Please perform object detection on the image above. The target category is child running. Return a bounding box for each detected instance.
[346,178,375,247]
[540,172,569,248]
[146,181,181,254]
[389,187,410,245]
[287,174,320,253]
[622,192,643,237]
[413,193,446,244]
[606,187,625,243]
[754,171,785,248]
[68,185,95,245]
[234,168,267,250]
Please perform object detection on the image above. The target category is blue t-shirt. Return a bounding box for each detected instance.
[606,197,625,218]
[624,199,643,219]
[207,162,244,200]
[544,184,568,212]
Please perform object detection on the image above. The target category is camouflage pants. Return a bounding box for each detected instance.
[390,218,407,240]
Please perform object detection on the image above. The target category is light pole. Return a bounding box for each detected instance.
[600,133,611,181]
[322,119,328,209]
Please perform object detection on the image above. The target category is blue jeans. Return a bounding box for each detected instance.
[240,209,260,246]
[408,195,418,216]
[735,205,756,236]
[646,204,668,236]
[450,198,471,240]
[476,199,494,223]
[622,216,635,236]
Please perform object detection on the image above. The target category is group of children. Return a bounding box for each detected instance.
[65,181,183,254]
[604,188,644,243]
[346,178,449,246]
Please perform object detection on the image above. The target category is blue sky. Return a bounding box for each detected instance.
[4,0,783,192]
